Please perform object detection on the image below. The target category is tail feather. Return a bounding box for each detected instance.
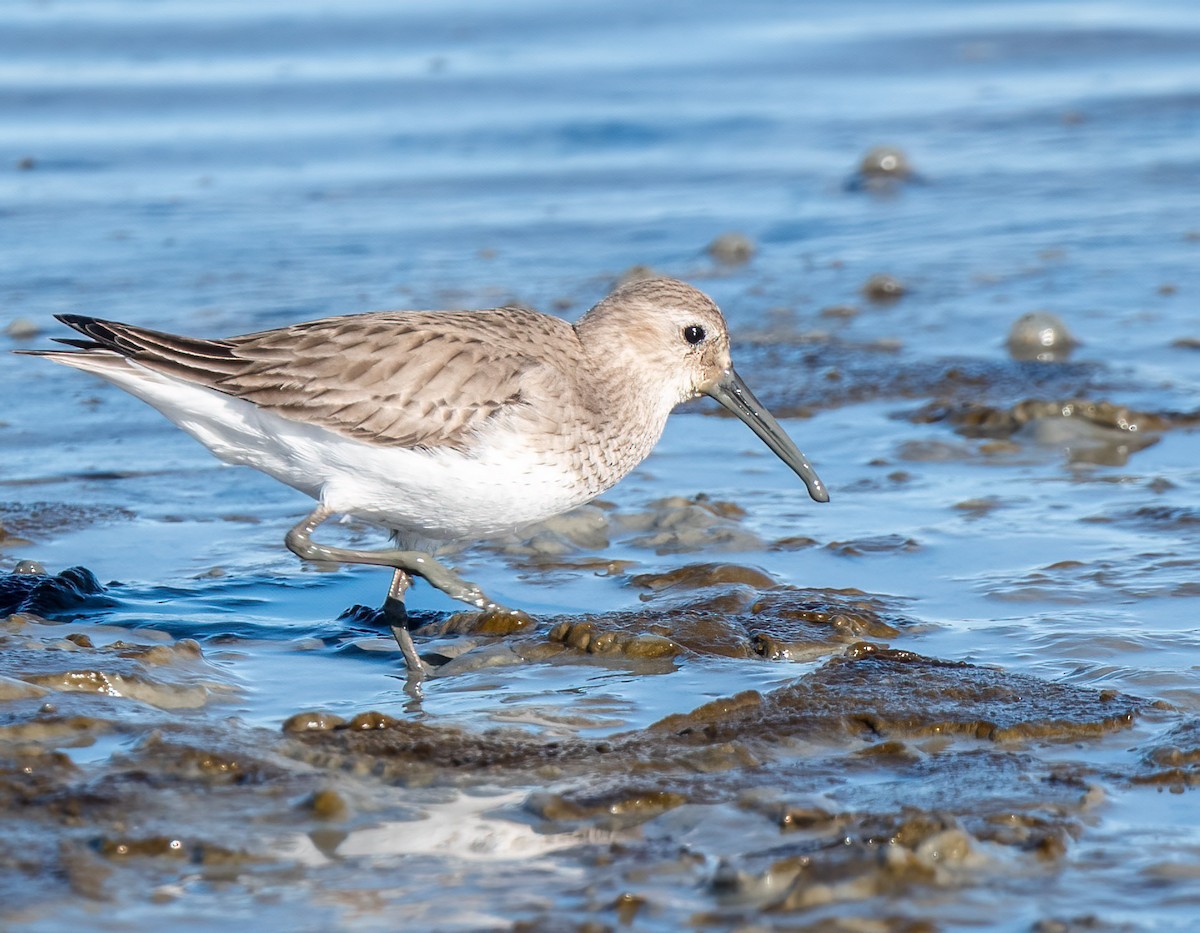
[54,314,239,364]
[52,337,106,349]
[13,345,136,378]
[19,314,246,385]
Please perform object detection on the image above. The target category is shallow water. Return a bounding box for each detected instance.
[3,1,1200,930]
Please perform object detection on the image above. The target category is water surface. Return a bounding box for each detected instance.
[3,1,1200,930]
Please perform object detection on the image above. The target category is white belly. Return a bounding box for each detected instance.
[87,361,591,544]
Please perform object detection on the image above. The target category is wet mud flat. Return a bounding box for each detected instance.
[1,523,1198,931]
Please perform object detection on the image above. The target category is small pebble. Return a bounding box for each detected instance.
[1007,311,1077,362]
[305,788,349,820]
[346,710,400,730]
[5,318,42,340]
[706,232,756,265]
[858,145,914,180]
[614,892,645,924]
[612,264,659,291]
[281,710,346,733]
[862,274,906,302]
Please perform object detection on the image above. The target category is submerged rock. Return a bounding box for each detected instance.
[534,582,911,665]
[21,668,213,711]
[286,716,597,778]
[911,398,1168,439]
[418,607,535,637]
[630,562,777,593]
[613,495,762,554]
[1132,719,1200,788]
[707,808,984,913]
[548,620,682,658]
[824,534,920,557]
[745,589,904,660]
[0,713,117,748]
[96,834,251,866]
[907,397,1171,465]
[56,839,114,902]
[0,675,50,702]
[0,565,111,616]
[526,786,687,829]
[0,502,133,542]
[650,647,1142,744]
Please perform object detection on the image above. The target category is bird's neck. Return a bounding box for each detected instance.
[565,351,678,499]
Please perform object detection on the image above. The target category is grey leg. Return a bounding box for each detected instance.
[285,505,512,611]
[285,505,515,678]
[383,567,412,625]
[381,568,434,678]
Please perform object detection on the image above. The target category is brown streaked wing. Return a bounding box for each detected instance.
[207,308,570,451]
[51,308,576,451]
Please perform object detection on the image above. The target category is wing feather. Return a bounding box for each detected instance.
[51,308,577,452]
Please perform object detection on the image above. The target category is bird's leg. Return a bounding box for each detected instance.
[380,568,433,678]
[285,504,513,611]
[383,567,411,626]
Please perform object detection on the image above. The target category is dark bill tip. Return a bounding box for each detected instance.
[703,368,830,503]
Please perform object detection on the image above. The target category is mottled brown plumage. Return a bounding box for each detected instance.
[57,307,567,453]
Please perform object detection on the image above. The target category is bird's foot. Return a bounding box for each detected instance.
[391,625,437,680]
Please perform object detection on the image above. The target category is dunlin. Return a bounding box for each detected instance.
[22,277,829,676]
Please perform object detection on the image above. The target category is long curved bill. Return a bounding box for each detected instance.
[703,368,830,503]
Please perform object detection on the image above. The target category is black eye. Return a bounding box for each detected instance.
[683,324,706,345]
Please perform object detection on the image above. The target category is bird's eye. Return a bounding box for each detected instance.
[683,324,706,345]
